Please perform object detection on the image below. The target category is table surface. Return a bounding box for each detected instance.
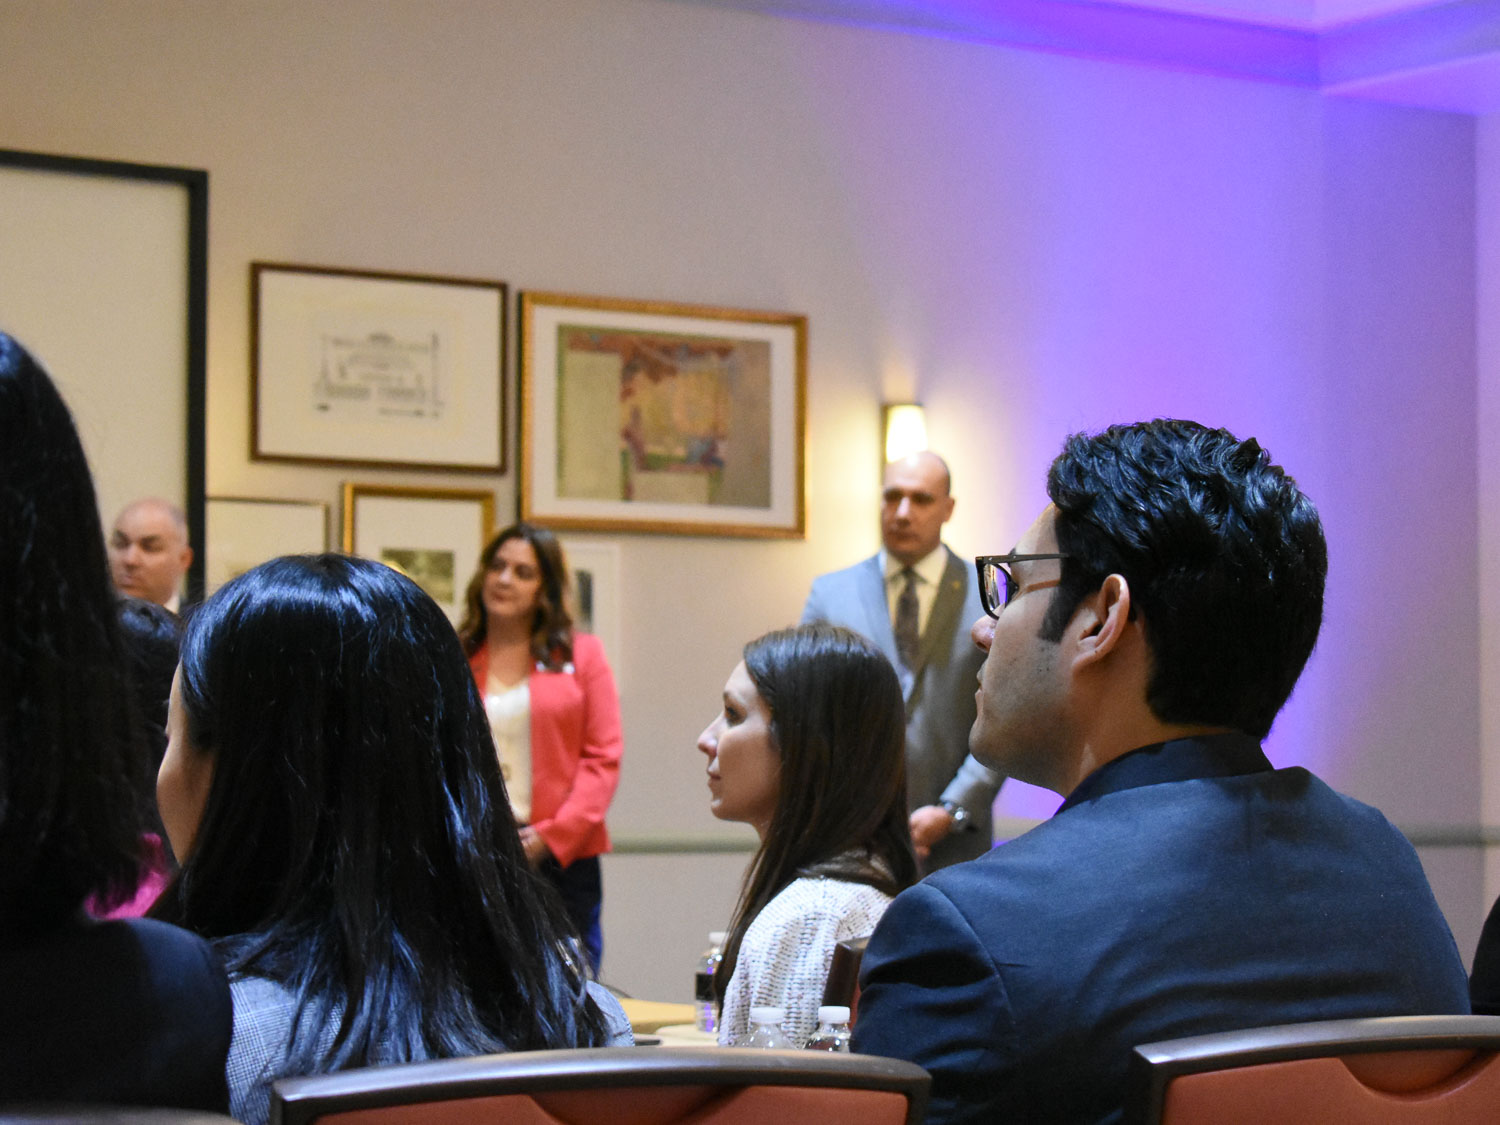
[651,1022,719,1048]
[617,997,699,1034]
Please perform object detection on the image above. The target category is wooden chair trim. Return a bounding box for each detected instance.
[1124,1015,1500,1125]
[271,1047,930,1125]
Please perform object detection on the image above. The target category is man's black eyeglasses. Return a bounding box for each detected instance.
[975,553,1071,618]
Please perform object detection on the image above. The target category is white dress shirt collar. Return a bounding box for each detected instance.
[880,544,948,587]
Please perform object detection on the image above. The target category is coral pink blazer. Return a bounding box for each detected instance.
[469,633,623,867]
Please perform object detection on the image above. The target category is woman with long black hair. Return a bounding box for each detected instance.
[0,332,231,1109]
[153,553,628,1125]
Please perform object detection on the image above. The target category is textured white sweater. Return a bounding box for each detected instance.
[719,876,893,1047]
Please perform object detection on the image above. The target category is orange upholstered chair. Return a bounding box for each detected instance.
[269,1046,929,1125]
[1125,1014,1500,1124]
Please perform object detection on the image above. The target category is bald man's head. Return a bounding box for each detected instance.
[881,451,956,566]
[109,499,192,607]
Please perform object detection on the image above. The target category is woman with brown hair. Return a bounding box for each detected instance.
[457,521,623,971]
[696,623,918,1046]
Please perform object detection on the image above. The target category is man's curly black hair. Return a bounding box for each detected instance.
[1041,418,1327,740]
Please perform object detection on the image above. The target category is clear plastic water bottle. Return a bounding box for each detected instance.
[804,1005,852,1052]
[694,930,727,1033]
[742,1005,794,1048]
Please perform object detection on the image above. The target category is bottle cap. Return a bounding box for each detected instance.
[749,1006,786,1024]
[817,1005,851,1024]
[709,930,728,945]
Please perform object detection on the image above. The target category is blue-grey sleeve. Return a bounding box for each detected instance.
[852,883,1017,1125]
[800,576,827,626]
[940,752,1005,814]
[586,980,636,1046]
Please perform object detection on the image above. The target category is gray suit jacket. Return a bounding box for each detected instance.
[801,546,1003,868]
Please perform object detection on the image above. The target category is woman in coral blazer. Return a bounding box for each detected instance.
[459,522,623,970]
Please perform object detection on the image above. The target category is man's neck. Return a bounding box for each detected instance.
[1062,719,1238,798]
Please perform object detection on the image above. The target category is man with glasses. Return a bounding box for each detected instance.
[852,419,1468,1125]
[801,449,1003,871]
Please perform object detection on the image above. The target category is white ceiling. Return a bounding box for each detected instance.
[683,0,1500,112]
[1083,0,1448,31]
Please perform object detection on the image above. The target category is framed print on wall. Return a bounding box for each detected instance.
[341,484,495,625]
[559,537,622,685]
[253,263,507,472]
[205,496,330,596]
[520,292,806,538]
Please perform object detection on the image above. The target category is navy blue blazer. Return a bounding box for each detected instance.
[852,733,1470,1125]
[0,916,233,1110]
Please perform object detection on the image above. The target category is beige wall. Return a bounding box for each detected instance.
[0,0,1486,997]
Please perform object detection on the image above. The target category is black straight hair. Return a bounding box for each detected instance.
[0,332,147,932]
[715,623,918,1004]
[151,554,607,1070]
[115,596,182,855]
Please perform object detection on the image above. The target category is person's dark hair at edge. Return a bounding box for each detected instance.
[0,332,148,931]
[150,553,607,1071]
[116,597,183,856]
[116,596,182,773]
[457,521,574,670]
[1040,418,1327,740]
[715,623,918,1005]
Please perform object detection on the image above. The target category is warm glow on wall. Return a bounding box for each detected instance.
[884,403,928,463]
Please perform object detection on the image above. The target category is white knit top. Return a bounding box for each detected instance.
[718,875,893,1047]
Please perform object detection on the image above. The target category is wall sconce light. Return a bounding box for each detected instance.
[883,402,928,463]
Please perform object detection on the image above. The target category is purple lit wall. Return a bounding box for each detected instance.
[776,29,1481,875]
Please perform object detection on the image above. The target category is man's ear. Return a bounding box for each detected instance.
[1070,574,1132,669]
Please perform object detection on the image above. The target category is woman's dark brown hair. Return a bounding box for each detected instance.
[714,623,918,1006]
[456,522,574,670]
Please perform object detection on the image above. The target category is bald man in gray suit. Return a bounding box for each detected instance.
[802,451,1003,871]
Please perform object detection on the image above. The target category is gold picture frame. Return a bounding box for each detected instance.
[520,291,806,538]
[341,483,496,624]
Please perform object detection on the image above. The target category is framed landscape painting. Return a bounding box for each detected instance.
[520,292,806,538]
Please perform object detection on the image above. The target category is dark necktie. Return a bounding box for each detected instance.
[894,567,920,670]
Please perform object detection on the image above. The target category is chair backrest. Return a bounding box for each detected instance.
[1124,1014,1500,1125]
[270,1046,929,1125]
[821,935,870,1021]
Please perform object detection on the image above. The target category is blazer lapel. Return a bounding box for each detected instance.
[857,555,898,657]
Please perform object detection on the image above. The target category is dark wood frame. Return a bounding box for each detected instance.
[251,262,508,473]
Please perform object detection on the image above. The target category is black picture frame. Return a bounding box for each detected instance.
[0,147,208,601]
